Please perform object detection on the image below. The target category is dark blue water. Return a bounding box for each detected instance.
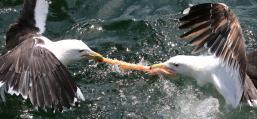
[0,0,257,118]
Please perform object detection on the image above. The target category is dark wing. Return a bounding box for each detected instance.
[243,75,257,107]
[0,38,84,110]
[247,51,257,84]
[6,0,48,50]
[179,3,246,80]
[245,51,257,106]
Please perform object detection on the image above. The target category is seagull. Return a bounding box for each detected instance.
[150,3,257,108]
[0,0,104,110]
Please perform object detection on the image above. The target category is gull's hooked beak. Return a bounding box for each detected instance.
[150,63,176,76]
[81,50,104,62]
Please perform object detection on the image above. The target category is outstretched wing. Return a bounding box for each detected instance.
[6,0,49,50]
[0,37,84,110]
[179,3,246,81]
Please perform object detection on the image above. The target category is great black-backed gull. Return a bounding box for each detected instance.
[0,0,104,110]
[150,3,257,108]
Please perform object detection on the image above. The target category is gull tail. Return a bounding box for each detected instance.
[243,75,257,107]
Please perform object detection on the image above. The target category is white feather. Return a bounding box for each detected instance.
[34,0,49,34]
[210,62,242,108]
[0,81,4,87]
[8,86,19,96]
[72,87,85,105]
[248,100,257,107]
[218,3,229,10]
[182,7,191,15]
[0,83,6,102]
[76,87,85,101]
[20,71,29,99]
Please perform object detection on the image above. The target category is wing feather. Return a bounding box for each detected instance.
[179,3,246,81]
[0,37,84,110]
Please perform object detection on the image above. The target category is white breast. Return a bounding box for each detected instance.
[211,61,243,108]
[192,56,243,108]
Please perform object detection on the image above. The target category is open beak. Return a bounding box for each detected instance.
[81,50,104,62]
[150,63,176,76]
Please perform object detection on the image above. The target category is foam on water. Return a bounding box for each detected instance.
[152,79,221,119]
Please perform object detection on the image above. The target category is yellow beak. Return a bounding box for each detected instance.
[150,63,166,69]
[150,63,176,76]
[82,50,104,62]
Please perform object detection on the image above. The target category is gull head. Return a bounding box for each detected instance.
[51,39,104,65]
[150,55,199,77]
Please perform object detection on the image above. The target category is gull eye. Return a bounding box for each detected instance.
[79,50,84,53]
[172,63,179,67]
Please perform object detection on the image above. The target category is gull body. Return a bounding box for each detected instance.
[0,0,103,110]
[151,3,257,108]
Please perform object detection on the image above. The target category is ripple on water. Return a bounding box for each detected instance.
[0,0,257,118]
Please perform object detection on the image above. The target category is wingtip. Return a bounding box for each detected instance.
[60,87,85,110]
[218,3,229,10]
[182,4,194,15]
[76,87,85,101]
[182,7,191,15]
[247,100,257,107]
